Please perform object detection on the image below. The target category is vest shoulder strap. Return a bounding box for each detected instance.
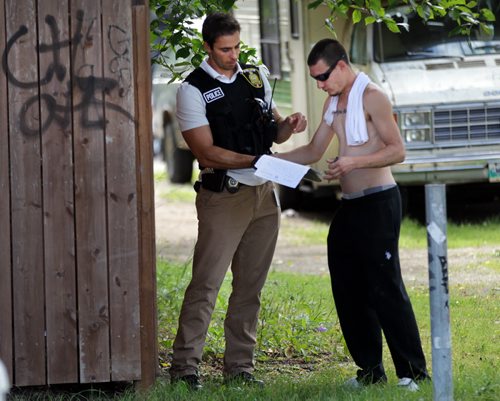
[185,65,266,99]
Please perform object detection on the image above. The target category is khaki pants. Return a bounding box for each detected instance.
[170,182,280,377]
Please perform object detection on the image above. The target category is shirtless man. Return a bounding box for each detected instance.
[277,39,430,390]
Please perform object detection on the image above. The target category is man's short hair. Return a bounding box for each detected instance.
[202,12,241,48]
[307,38,349,67]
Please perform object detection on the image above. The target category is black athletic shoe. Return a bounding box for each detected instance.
[225,371,264,387]
[171,374,203,391]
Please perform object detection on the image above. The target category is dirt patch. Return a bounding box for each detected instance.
[154,180,500,291]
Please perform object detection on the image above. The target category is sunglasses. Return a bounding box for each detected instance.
[311,56,345,82]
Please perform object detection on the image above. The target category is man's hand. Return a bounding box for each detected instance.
[284,112,307,133]
[275,111,307,144]
[324,156,356,180]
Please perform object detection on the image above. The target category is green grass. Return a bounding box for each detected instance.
[400,216,500,249]
[10,259,498,400]
[155,178,196,203]
[279,215,500,249]
[157,184,196,202]
[149,259,500,401]
[11,214,498,400]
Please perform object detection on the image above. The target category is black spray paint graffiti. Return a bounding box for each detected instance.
[438,255,449,295]
[1,10,134,136]
[108,24,132,98]
[429,253,450,309]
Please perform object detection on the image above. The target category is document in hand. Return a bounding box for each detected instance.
[254,155,322,188]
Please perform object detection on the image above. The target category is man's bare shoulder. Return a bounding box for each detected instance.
[363,83,394,118]
[363,82,387,97]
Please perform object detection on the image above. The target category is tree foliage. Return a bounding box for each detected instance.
[150,0,496,80]
[149,0,239,79]
[316,0,496,35]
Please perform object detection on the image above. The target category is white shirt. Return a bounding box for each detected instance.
[176,60,276,185]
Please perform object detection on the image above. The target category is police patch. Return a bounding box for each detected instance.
[203,87,224,103]
[242,68,263,88]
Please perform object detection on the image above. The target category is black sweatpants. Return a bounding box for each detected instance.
[327,186,429,382]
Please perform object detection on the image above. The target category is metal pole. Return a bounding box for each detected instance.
[425,184,453,401]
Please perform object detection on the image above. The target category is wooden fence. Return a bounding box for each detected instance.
[0,0,157,387]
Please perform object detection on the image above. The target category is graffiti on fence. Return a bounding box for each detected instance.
[1,9,134,136]
[108,24,132,98]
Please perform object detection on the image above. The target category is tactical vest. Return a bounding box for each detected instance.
[185,64,276,157]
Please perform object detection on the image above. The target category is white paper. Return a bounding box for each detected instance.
[254,155,309,188]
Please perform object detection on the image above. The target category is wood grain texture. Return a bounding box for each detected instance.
[133,4,158,388]
[72,0,111,383]
[0,0,13,384]
[102,0,141,381]
[38,0,78,384]
[7,0,46,386]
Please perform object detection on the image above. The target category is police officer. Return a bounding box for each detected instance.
[169,12,307,390]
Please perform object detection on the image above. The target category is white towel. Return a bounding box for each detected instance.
[323,72,371,146]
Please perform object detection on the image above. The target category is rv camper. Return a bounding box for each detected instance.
[153,1,500,209]
[237,0,500,209]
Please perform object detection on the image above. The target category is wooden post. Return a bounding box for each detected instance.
[102,0,141,381]
[72,0,111,382]
[7,0,46,386]
[0,0,157,387]
[133,4,159,389]
[0,0,13,385]
[38,0,78,384]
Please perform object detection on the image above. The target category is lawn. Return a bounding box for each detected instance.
[9,218,499,400]
[150,256,499,400]
[150,264,500,401]
[149,216,499,400]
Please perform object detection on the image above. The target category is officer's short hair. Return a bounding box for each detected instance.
[202,12,240,48]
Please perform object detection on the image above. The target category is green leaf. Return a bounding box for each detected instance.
[171,31,184,46]
[385,19,401,33]
[479,22,494,37]
[450,25,463,35]
[353,9,362,24]
[191,54,204,67]
[370,0,382,11]
[416,5,425,19]
[365,16,376,25]
[222,0,237,10]
[174,61,191,67]
[433,6,447,17]
[481,8,496,22]
[176,47,191,59]
[308,0,323,10]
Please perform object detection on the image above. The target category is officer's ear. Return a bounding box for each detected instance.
[203,41,212,54]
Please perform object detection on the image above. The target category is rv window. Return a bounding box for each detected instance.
[374,1,500,62]
[289,0,300,39]
[350,22,368,65]
[259,0,282,78]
